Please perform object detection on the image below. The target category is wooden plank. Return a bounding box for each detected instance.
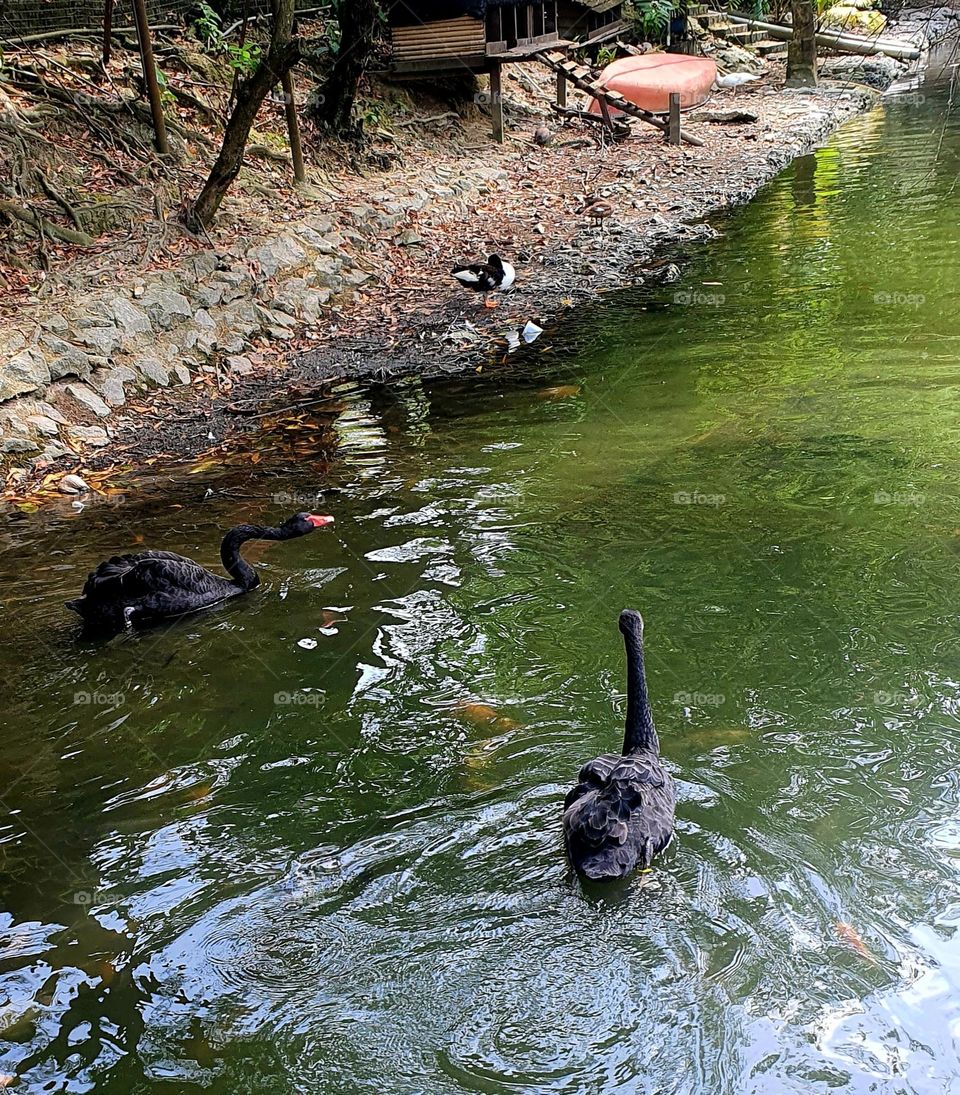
[490,61,504,143]
[668,91,681,144]
[556,68,567,108]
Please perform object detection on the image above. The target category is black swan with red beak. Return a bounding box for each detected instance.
[67,512,334,633]
[563,610,675,882]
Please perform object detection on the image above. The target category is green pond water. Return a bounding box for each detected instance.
[3,57,960,1094]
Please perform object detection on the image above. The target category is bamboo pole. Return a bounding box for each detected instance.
[726,13,920,59]
[130,0,168,153]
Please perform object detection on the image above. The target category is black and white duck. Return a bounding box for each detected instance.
[451,254,515,308]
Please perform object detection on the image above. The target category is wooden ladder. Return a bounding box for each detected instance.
[536,49,704,147]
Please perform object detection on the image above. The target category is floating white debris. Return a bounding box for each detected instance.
[297,638,318,650]
[504,330,521,352]
[522,321,544,343]
[59,474,89,495]
[318,626,338,636]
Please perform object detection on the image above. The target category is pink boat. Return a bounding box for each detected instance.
[587,54,717,115]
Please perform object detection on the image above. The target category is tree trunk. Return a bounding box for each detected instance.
[313,0,380,133]
[186,0,299,229]
[786,0,818,87]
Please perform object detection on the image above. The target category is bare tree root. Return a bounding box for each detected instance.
[0,199,94,244]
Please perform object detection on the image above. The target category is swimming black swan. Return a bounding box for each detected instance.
[66,511,334,632]
[563,609,676,882]
[451,254,516,308]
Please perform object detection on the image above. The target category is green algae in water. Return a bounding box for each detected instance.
[1,70,960,1094]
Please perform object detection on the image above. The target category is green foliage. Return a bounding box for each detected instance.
[192,2,263,76]
[625,0,675,40]
[595,45,617,68]
[193,1,223,50]
[226,41,262,75]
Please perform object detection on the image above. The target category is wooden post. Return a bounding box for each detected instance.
[668,91,681,145]
[597,92,613,131]
[131,0,169,153]
[271,0,304,182]
[281,72,305,182]
[490,62,504,143]
[556,68,566,108]
[102,0,114,66]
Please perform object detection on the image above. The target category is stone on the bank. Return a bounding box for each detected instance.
[132,353,174,386]
[250,236,307,279]
[226,355,254,375]
[0,435,38,454]
[109,296,153,338]
[76,326,122,357]
[41,335,93,382]
[65,383,111,418]
[140,287,193,329]
[65,424,110,448]
[1,349,51,401]
[820,54,901,90]
[93,364,138,406]
[26,414,62,437]
[39,314,70,336]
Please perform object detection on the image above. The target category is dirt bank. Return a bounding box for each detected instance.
[0,31,927,504]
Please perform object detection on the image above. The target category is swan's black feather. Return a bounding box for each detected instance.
[563,609,677,882]
[563,755,674,878]
[69,552,238,631]
[66,512,332,635]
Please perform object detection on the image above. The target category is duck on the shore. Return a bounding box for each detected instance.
[451,254,515,308]
[563,609,676,882]
[583,194,615,231]
[67,511,335,634]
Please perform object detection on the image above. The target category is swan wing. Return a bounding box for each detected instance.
[81,551,216,601]
[563,756,676,878]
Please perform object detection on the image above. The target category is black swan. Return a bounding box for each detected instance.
[451,254,516,308]
[563,609,676,882]
[66,511,334,632]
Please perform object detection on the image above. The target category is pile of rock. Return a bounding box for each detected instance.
[0,157,518,471]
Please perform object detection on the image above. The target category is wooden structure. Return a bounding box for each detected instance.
[557,0,624,46]
[389,1,564,73]
[538,49,704,146]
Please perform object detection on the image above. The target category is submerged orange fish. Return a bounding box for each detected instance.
[537,385,581,399]
[451,702,520,732]
[834,921,877,962]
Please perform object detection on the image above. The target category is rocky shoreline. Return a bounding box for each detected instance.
[0,18,950,498]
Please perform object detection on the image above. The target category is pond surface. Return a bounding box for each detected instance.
[2,54,960,1095]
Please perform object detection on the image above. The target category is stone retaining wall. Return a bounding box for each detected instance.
[0,165,511,468]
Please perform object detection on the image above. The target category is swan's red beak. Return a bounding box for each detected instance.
[306,514,335,528]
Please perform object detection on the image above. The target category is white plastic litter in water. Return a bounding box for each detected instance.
[522,321,544,343]
[318,627,339,636]
[297,638,318,650]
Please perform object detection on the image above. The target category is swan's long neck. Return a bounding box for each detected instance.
[219,524,283,590]
[622,625,659,755]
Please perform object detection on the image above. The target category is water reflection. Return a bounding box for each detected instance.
[1,61,960,1094]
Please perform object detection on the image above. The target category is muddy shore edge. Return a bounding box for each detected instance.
[0,47,933,499]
